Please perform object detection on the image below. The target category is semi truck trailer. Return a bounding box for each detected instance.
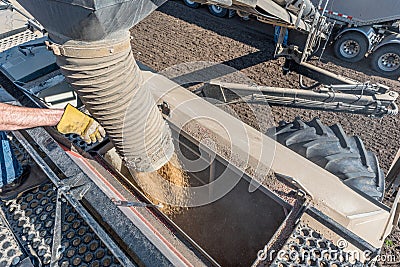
[182,0,400,77]
[313,0,400,77]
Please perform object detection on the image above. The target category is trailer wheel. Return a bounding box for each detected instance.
[275,117,384,201]
[183,0,200,8]
[333,32,368,63]
[208,5,228,17]
[371,45,400,77]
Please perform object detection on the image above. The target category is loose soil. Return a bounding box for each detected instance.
[130,1,400,265]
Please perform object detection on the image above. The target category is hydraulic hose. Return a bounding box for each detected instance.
[51,33,174,172]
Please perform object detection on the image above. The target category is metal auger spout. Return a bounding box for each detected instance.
[15,0,174,172]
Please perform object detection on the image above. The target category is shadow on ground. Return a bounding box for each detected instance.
[159,0,400,81]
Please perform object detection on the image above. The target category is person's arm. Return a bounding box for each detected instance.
[0,103,64,130]
[0,103,105,144]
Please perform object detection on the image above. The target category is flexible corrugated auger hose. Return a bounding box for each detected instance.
[15,0,187,209]
[15,0,175,171]
[49,34,174,172]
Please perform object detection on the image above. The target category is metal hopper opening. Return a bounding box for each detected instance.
[99,126,290,266]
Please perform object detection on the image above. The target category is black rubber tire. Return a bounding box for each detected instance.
[208,5,228,17]
[275,117,385,201]
[183,0,200,8]
[333,32,368,63]
[371,44,400,77]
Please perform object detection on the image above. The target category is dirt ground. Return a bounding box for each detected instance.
[132,1,399,173]
[130,1,400,265]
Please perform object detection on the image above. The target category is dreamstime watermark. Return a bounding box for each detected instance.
[256,239,398,264]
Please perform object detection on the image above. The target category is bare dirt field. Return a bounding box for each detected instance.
[130,1,400,265]
[132,1,399,173]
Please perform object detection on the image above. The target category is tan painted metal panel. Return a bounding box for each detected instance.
[142,70,391,248]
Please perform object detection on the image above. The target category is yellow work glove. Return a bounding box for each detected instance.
[56,104,106,144]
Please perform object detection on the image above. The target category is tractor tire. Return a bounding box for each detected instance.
[208,5,228,17]
[333,32,368,63]
[371,44,400,77]
[183,0,200,8]
[275,117,384,201]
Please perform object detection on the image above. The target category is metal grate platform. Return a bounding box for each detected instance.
[0,135,121,266]
[0,30,38,53]
[0,210,25,267]
[1,183,121,267]
[271,222,366,267]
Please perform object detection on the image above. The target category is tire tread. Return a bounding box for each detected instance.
[275,117,384,200]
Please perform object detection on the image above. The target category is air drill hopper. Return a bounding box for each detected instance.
[0,1,399,266]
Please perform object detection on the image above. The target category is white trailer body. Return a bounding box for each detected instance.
[315,0,400,26]
[312,0,400,77]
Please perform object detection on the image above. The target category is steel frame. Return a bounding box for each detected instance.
[142,69,395,249]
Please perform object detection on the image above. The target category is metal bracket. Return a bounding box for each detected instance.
[111,198,163,209]
[50,181,91,266]
[275,45,303,63]
[18,41,46,56]
[157,101,171,117]
[44,38,131,58]
[50,190,64,267]
[275,172,314,200]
